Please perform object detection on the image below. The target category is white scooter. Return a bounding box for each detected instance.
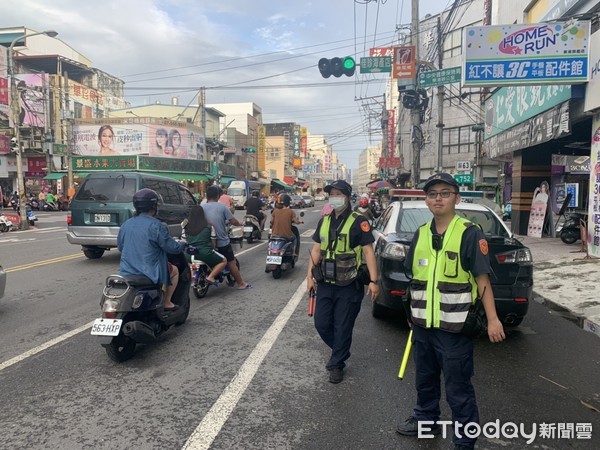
[0,214,13,233]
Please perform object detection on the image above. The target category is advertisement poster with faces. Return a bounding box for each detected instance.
[527,181,550,238]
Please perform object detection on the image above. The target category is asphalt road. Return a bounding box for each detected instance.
[0,206,598,449]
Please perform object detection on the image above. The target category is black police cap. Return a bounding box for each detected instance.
[423,173,460,192]
[324,180,352,196]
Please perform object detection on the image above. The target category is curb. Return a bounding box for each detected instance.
[533,292,600,339]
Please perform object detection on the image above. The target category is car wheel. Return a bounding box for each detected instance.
[83,247,105,259]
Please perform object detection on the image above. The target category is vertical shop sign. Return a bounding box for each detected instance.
[588,113,600,256]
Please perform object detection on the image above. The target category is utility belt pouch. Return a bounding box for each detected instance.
[311,264,324,283]
[323,258,336,282]
[461,299,487,339]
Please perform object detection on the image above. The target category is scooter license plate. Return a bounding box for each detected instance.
[243,226,253,233]
[266,255,282,265]
[90,318,122,336]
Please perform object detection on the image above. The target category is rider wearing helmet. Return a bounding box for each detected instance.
[271,193,303,255]
[244,190,266,231]
[354,195,374,221]
[117,188,186,311]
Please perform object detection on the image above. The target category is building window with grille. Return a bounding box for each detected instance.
[443,125,475,154]
[443,28,462,58]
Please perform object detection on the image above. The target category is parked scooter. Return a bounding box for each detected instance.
[91,249,191,362]
[43,201,58,212]
[26,207,38,226]
[243,214,262,244]
[0,214,13,233]
[265,212,304,279]
[560,211,588,244]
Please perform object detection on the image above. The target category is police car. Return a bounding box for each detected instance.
[371,191,533,327]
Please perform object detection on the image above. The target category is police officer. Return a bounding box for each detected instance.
[306,180,379,384]
[396,173,505,449]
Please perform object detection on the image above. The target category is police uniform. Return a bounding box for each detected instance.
[311,205,374,373]
[402,213,491,448]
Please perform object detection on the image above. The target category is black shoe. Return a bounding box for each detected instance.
[396,416,441,436]
[164,305,179,312]
[328,368,343,384]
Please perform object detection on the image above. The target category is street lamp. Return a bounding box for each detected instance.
[8,30,58,230]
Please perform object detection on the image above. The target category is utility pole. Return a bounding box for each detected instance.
[436,16,445,173]
[410,0,421,186]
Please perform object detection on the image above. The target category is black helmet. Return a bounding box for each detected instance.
[133,188,160,213]
[277,193,291,207]
[251,190,260,198]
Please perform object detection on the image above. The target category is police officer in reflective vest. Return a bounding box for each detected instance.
[307,180,379,384]
[396,173,505,450]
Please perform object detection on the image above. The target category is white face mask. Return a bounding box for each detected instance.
[328,196,346,212]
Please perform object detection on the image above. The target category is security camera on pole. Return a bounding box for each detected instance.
[8,29,58,230]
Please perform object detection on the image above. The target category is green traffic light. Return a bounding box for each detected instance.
[248,147,255,153]
[343,57,355,70]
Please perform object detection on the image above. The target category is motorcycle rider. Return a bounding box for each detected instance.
[203,185,252,290]
[270,193,303,256]
[244,190,266,231]
[354,195,374,221]
[184,204,227,286]
[117,188,186,311]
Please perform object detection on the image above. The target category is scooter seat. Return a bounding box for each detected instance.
[270,235,294,241]
[122,274,155,286]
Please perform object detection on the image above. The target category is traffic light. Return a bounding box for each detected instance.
[241,147,255,153]
[247,147,255,153]
[318,56,356,78]
[10,137,19,153]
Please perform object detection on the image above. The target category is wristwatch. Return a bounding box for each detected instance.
[370,280,379,284]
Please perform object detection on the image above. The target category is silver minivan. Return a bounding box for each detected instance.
[67,172,196,259]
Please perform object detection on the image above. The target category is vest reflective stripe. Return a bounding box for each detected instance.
[319,212,362,286]
[410,216,477,332]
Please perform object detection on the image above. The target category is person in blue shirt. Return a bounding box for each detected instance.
[117,188,186,310]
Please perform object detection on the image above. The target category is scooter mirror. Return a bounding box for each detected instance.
[300,212,305,217]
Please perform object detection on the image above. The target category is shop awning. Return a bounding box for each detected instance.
[144,172,209,182]
[271,178,294,191]
[43,172,66,180]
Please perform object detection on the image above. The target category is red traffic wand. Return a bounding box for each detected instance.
[308,288,316,317]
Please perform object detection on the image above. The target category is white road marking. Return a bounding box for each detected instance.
[0,321,94,372]
[300,229,315,237]
[182,281,307,450]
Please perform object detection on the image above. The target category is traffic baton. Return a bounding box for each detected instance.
[308,288,316,317]
[397,329,413,380]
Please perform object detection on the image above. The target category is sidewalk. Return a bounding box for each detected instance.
[519,234,600,338]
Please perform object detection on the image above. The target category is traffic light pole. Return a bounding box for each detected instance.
[410,0,421,187]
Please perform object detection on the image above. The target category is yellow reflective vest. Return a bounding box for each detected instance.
[319,212,362,286]
[410,215,478,332]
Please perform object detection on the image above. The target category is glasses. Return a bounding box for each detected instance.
[426,190,457,199]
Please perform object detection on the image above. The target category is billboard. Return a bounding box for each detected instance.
[11,73,47,128]
[463,21,590,86]
[72,120,202,159]
[0,47,8,122]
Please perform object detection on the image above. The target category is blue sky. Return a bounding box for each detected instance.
[1,0,448,169]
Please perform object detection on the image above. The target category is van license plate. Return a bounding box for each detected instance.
[94,214,111,223]
[90,318,122,336]
[266,255,282,265]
